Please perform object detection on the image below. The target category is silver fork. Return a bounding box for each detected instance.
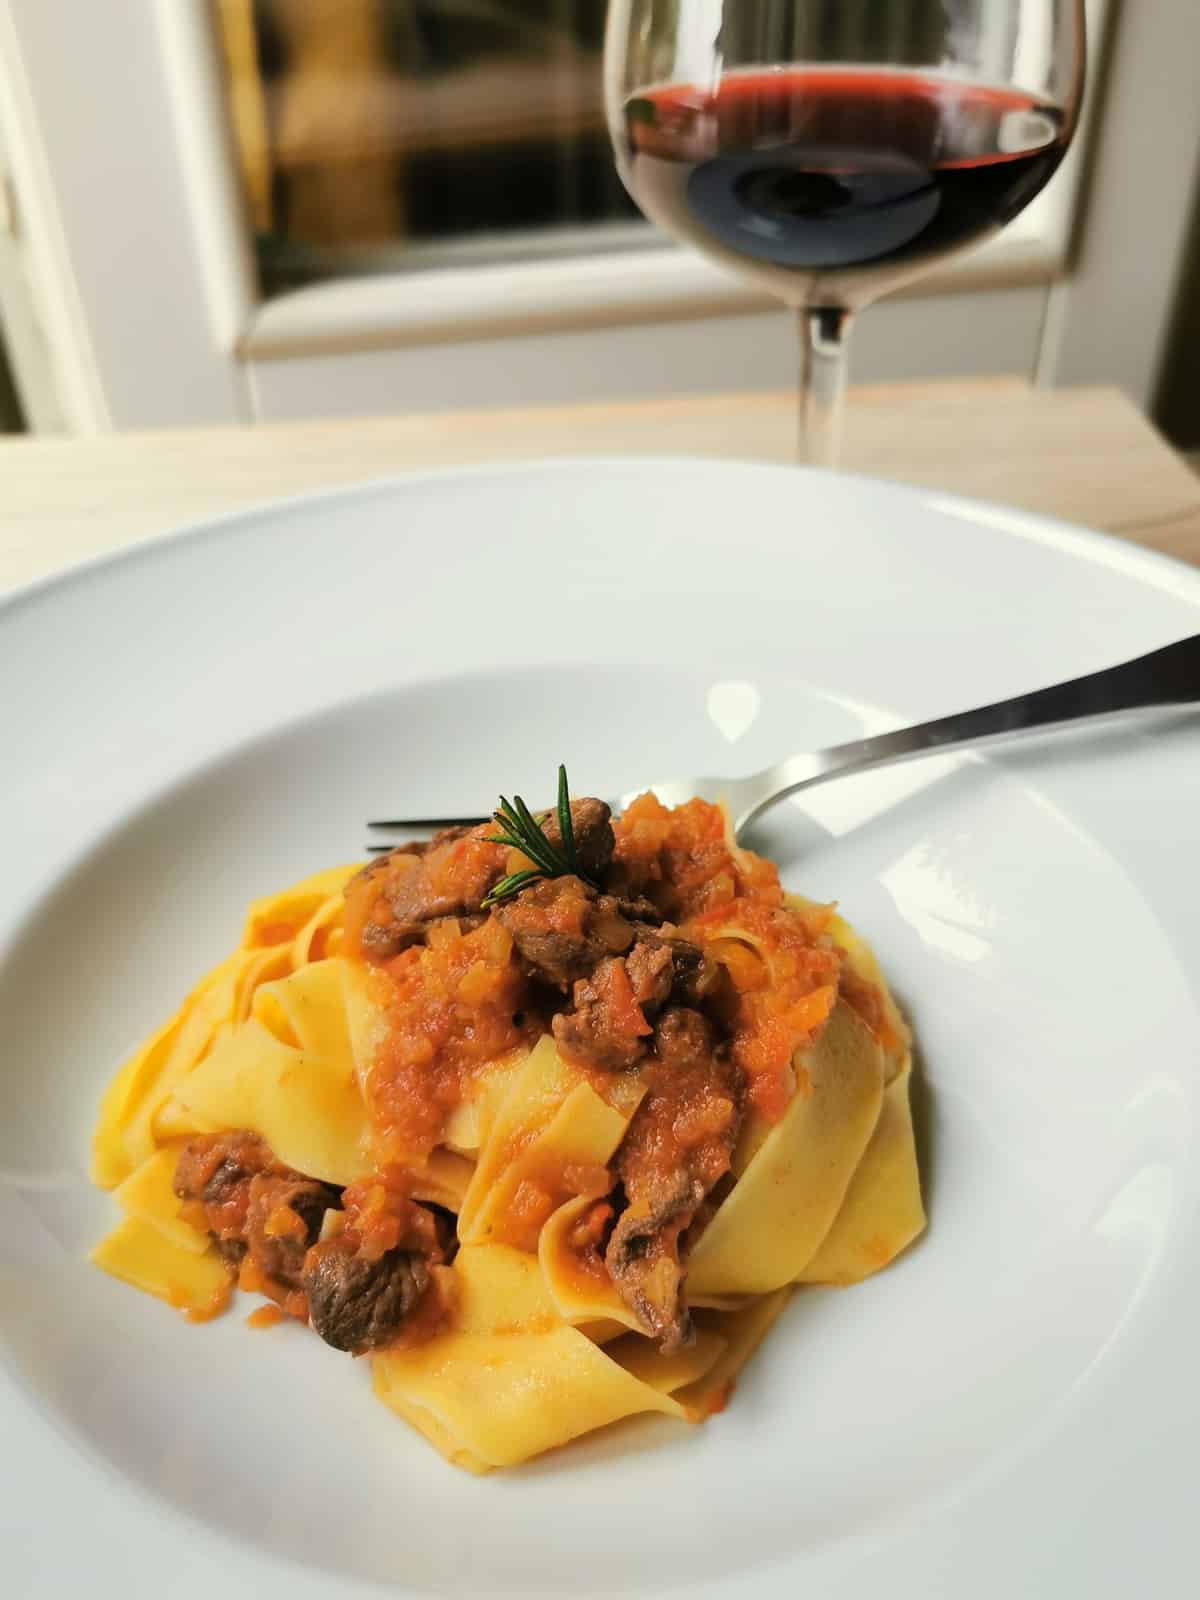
[368,633,1199,846]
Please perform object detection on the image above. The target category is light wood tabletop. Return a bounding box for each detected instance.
[2,378,1198,593]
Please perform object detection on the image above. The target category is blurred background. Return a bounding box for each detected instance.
[0,0,1195,456]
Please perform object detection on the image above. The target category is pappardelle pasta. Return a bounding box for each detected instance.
[90,778,924,1472]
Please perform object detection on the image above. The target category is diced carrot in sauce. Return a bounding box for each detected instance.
[263,1204,307,1240]
[672,1093,735,1151]
[238,1256,266,1295]
[246,1303,285,1330]
[560,1162,612,1200]
[508,1179,555,1235]
[605,958,653,1039]
[339,1171,438,1261]
[568,1200,614,1254]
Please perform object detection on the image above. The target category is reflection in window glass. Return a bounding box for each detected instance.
[215,0,643,295]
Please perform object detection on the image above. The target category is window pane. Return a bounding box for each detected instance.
[215,0,645,296]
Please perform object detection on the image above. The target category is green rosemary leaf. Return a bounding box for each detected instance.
[495,796,523,834]
[513,793,570,873]
[480,766,595,907]
[485,831,530,854]
[501,820,560,876]
[510,791,545,842]
[556,763,580,875]
[481,868,543,909]
[492,793,553,870]
[491,796,558,874]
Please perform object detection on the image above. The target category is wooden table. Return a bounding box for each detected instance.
[2,378,1198,592]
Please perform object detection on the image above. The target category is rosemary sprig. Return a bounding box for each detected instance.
[556,763,580,876]
[480,867,544,906]
[481,764,594,908]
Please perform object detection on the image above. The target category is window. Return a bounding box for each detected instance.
[216,0,643,295]
[8,0,1187,431]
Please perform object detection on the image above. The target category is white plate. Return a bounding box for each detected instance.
[1,458,1198,1600]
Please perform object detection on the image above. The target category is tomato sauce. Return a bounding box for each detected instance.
[364,917,536,1165]
[349,795,868,1170]
[339,1170,444,1262]
[615,795,841,1122]
[612,792,781,919]
[246,1303,285,1330]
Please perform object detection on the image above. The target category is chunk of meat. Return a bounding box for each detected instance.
[605,1173,705,1351]
[605,1008,743,1351]
[429,824,474,849]
[496,875,636,989]
[617,895,665,927]
[538,796,616,880]
[625,933,720,1013]
[175,1128,262,1212]
[343,822,507,959]
[244,1172,338,1292]
[174,1136,447,1346]
[663,937,723,1007]
[553,956,654,1072]
[303,1237,432,1354]
[174,1130,339,1298]
[174,1129,269,1258]
[551,930,720,1075]
[624,937,673,1011]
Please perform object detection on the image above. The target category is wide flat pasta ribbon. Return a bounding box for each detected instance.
[93,869,360,1189]
[604,1326,728,1398]
[240,865,360,952]
[91,1142,231,1316]
[539,1192,644,1334]
[674,1292,794,1419]
[458,1035,643,1251]
[90,1218,232,1318]
[253,955,354,1061]
[111,1144,210,1256]
[372,1243,688,1473]
[686,999,885,1298]
[163,962,372,1187]
[92,945,280,1187]
[787,894,911,1079]
[797,1059,925,1284]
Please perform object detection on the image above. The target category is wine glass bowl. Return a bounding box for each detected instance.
[605,1,1086,462]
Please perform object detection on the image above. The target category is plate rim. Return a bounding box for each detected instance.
[4,455,1199,620]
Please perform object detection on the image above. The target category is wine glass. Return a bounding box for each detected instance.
[605,1,1086,464]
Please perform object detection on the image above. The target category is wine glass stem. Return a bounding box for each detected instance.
[798,306,852,466]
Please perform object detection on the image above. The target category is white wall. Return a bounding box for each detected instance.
[249,288,1046,420]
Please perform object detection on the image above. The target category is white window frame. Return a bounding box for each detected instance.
[0,0,1195,431]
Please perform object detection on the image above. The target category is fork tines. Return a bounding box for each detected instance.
[364,814,490,853]
[367,816,490,830]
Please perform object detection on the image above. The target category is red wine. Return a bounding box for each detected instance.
[620,68,1068,306]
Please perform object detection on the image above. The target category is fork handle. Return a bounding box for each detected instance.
[741,632,1200,830]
